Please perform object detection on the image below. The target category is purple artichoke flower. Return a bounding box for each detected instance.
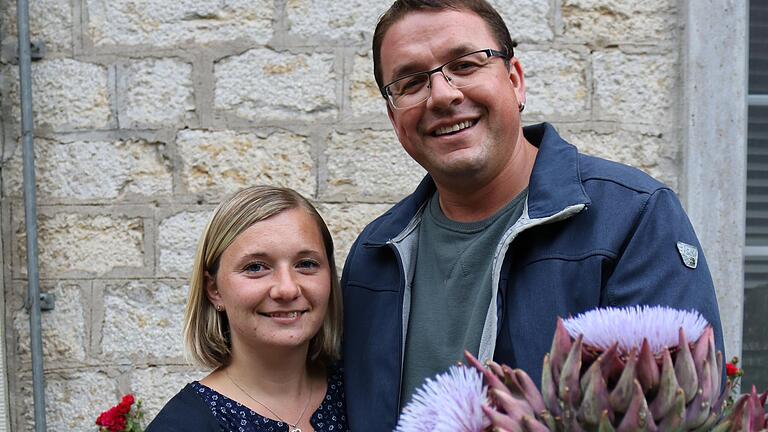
[396,364,489,432]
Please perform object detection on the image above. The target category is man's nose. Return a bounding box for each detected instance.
[271,267,301,300]
[427,71,464,108]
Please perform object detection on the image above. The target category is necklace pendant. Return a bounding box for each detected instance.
[288,427,301,432]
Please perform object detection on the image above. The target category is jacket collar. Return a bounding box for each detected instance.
[364,123,590,245]
[525,122,591,219]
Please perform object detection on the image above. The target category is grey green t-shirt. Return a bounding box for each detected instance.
[401,189,527,405]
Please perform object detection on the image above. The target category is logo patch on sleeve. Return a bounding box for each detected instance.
[676,241,698,269]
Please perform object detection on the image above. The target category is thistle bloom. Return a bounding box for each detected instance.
[396,365,489,432]
[562,305,709,356]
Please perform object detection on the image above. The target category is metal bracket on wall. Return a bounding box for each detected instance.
[25,293,55,312]
[1,40,45,64]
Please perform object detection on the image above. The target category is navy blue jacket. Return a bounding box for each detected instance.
[340,123,724,431]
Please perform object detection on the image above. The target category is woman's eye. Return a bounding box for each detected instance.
[296,260,320,271]
[243,262,266,273]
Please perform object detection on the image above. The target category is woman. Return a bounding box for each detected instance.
[147,185,347,432]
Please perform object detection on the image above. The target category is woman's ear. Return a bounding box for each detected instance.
[205,272,221,307]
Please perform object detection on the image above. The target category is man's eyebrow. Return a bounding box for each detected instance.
[388,44,480,82]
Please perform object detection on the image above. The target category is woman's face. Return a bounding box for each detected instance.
[207,207,331,354]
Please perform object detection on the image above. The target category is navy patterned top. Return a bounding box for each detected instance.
[191,366,348,432]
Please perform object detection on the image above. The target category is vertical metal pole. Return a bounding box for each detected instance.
[16,0,47,429]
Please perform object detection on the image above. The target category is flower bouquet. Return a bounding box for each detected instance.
[396,306,768,432]
[96,394,144,432]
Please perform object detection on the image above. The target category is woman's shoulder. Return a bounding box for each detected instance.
[312,362,349,432]
[145,383,221,432]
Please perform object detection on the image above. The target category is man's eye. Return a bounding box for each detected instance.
[397,76,427,94]
[449,61,481,74]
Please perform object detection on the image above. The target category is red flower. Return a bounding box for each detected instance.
[121,394,135,406]
[726,363,741,377]
[116,395,134,416]
[96,407,127,432]
[96,394,137,432]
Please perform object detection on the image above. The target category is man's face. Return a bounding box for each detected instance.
[380,9,526,184]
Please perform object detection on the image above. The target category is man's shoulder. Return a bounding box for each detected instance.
[577,152,668,196]
[351,176,434,245]
[354,194,416,241]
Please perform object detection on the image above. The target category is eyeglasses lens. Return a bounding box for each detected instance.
[387,51,492,109]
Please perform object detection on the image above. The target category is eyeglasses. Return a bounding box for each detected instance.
[381,48,510,109]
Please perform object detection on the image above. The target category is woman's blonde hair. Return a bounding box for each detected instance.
[183,185,342,369]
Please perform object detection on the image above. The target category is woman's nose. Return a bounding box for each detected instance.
[270,267,301,300]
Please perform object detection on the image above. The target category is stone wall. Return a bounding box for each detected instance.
[0,0,685,430]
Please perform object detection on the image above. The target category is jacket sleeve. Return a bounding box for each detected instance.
[603,187,725,356]
[145,385,221,432]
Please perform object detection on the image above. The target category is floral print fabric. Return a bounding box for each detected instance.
[191,366,348,432]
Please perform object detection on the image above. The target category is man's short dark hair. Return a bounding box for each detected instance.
[372,0,516,94]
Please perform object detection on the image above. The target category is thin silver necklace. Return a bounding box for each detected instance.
[224,369,313,432]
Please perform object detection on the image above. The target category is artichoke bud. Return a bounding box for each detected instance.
[656,388,686,431]
[559,335,583,408]
[682,356,712,429]
[609,347,638,413]
[578,361,612,426]
[649,348,681,420]
[637,339,660,393]
[675,327,699,404]
[541,354,562,417]
[550,318,573,385]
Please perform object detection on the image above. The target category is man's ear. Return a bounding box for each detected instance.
[205,272,221,305]
[508,57,526,108]
[386,103,402,142]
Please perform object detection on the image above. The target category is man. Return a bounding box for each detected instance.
[340,1,724,430]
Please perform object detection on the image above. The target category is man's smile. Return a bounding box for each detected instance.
[429,119,479,137]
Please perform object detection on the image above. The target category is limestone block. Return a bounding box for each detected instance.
[17,370,116,432]
[158,210,211,276]
[324,129,424,200]
[349,53,386,118]
[121,58,194,128]
[215,48,337,120]
[176,129,315,197]
[285,0,388,42]
[592,51,675,125]
[86,0,273,48]
[2,0,73,52]
[3,138,172,200]
[522,49,588,117]
[132,367,204,419]
[13,282,87,363]
[102,281,188,358]
[561,0,676,43]
[315,203,392,266]
[16,212,144,276]
[562,128,678,190]
[6,59,111,130]
[491,0,553,43]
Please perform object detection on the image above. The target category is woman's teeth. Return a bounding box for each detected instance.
[269,311,300,318]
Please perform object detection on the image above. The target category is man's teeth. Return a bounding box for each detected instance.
[435,120,473,136]
[269,311,300,318]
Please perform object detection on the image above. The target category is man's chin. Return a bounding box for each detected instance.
[430,158,488,181]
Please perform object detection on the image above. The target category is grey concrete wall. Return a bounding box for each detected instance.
[0,0,742,430]
[681,0,748,367]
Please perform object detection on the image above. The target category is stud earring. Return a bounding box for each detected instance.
[518,102,525,112]
[216,304,223,312]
